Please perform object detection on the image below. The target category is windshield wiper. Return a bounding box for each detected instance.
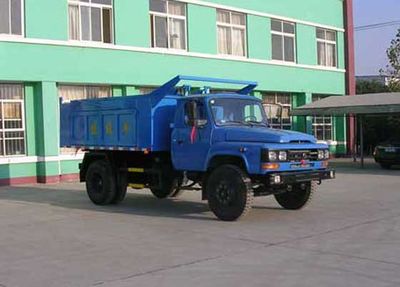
[246,121,268,127]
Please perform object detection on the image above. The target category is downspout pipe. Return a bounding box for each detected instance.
[344,0,357,156]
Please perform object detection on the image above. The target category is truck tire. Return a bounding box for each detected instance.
[274,181,316,210]
[206,165,253,221]
[150,177,180,199]
[85,160,117,205]
[111,171,128,204]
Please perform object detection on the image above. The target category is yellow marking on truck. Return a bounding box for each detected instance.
[105,122,113,135]
[129,184,145,189]
[122,122,129,134]
[128,168,145,173]
[90,122,97,135]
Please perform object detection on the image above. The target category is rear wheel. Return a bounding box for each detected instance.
[86,160,116,205]
[150,164,183,199]
[150,176,181,199]
[274,181,316,210]
[207,165,253,221]
[111,171,128,204]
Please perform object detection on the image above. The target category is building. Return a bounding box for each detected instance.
[0,0,353,185]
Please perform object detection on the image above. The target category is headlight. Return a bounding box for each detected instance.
[324,150,330,159]
[318,150,325,160]
[278,151,287,161]
[268,151,278,161]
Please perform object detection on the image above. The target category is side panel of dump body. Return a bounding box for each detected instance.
[60,94,175,151]
[61,98,144,149]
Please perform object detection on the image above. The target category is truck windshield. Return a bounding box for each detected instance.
[209,98,268,127]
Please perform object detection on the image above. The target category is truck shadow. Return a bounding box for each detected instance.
[0,185,281,222]
[0,185,222,221]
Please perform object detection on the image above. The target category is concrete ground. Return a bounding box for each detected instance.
[0,159,400,287]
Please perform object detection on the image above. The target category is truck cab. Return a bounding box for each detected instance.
[61,76,334,221]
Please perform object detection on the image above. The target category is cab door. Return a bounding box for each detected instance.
[171,99,211,171]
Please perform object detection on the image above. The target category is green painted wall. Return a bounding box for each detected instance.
[60,160,80,175]
[337,32,346,70]
[0,163,37,179]
[188,4,217,54]
[34,82,59,157]
[25,0,68,40]
[297,24,317,66]
[114,0,149,47]
[24,84,37,156]
[0,42,345,95]
[248,15,270,60]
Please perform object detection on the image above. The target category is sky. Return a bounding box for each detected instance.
[354,0,400,76]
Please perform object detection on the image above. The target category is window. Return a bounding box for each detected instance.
[68,0,113,43]
[312,95,333,141]
[317,28,337,67]
[0,84,25,156]
[0,0,23,36]
[138,87,157,94]
[150,0,187,50]
[210,98,266,126]
[263,93,292,130]
[184,100,207,126]
[217,10,247,57]
[271,19,295,62]
[58,84,111,102]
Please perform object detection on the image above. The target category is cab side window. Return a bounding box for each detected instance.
[184,100,206,126]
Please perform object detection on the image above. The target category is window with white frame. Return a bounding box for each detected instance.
[317,28,337,67]
[0,84,25,156]
[312,95,333,141]
[217,10,247,57]
[263,93,292,130]
[150,0,187,50]
[0,0,23,35]
[271,19,296,62]
[68,0,113,43]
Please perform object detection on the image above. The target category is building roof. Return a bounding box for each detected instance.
[291,93,400,116]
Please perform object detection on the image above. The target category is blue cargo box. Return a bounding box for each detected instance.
[60,95,178,152]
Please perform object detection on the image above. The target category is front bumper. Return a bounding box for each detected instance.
[268,169,335,185]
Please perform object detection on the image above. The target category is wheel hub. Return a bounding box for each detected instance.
[215,182,233,206]
[91,173,103,193]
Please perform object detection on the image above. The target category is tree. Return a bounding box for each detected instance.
[381,28,400,92]
[356,80,389,95]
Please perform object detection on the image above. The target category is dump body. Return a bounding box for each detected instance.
[60,94,178,151]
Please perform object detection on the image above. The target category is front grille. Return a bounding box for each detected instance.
[287,150,319,161]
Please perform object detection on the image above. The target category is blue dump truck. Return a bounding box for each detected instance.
[60,76,335,221]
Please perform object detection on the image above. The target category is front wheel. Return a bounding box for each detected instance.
[274,181,316,210]
[207,165,253,221]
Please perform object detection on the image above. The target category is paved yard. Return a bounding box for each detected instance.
[0,160,400,287]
